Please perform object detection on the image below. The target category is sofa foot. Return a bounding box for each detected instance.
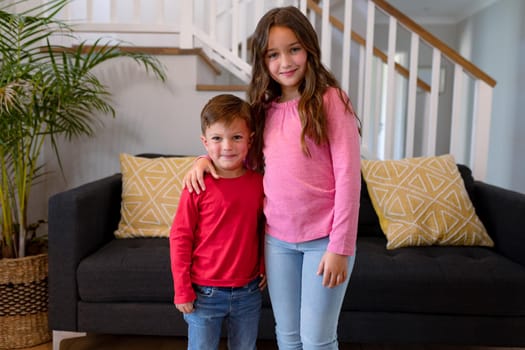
[52,330,87,350]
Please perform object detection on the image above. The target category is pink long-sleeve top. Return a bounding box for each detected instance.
[263,87,361,256]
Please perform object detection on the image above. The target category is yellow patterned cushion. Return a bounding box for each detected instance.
[114,154,196,238]
[361,154,494,249]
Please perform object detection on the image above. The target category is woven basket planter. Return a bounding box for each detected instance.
[0,253,51,349]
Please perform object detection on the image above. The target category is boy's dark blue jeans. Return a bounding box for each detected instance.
[183,277,262,350]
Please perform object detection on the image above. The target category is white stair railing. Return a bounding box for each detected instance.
[39,0,494,180]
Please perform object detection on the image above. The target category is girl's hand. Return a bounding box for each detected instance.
[183,157,218,194]
[176,302,194,314]
[317,251,349,288]
[258,274,267,291]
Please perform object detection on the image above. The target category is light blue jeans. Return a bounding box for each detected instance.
[265,234,355,350]
[183,278,261,350]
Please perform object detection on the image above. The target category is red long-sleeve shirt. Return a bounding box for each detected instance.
[169,170,264,304]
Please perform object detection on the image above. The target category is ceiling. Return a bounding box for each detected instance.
[386,0,498,24]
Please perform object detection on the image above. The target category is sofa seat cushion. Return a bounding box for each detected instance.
[346,237,525,316]
[77,238,272,307]
[78,238,172,302]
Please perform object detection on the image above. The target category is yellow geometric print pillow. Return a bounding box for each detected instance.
[361,154,494,249]
[114,154,196,238]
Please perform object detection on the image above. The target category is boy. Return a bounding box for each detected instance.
[169,94,265,350]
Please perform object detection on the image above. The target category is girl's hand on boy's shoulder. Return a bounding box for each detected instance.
[176,302,195,314]
[182,157,219,194]
[258,274,267,291]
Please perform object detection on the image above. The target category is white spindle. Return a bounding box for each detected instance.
[255,0,264,21]
[299,0,307,14]
[361,1,375,154]
[341,0,353,94]
[231,0,239,54]
[156,0,165,25]
[450,64,466,164]
[374,58,384,158]
[86,0,93,22]
[405,33,419,158]
[424,48,441,155]
[308,3,316,26]
[239,1,247,62]
[321,0,331,68]
[383,16,397,159]
[470,80,493,181]
[209,1,216,40]
[179,0,193,48]
[422,93,431,155]
[133,0,140,23]
[357,45,365,120]
[61,1,70,21]
[110,0,117,23]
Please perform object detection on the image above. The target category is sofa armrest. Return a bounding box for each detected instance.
[48,174,122,331]
[473,181,525,267]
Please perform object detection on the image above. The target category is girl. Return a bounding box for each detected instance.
[185,6,361,349]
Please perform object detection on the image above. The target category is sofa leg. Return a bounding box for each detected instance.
[52,330,87,350]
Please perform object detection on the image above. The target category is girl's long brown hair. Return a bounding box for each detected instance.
[248,6,355,172]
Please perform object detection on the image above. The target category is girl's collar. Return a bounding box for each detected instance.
[273,95,300,106]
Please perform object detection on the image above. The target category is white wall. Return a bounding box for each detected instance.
[457,0,525,192]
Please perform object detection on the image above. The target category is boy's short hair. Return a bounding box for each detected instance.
[200,94,252,134]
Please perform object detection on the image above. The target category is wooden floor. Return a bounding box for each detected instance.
[21,336,525,350]
[22,342,51,350]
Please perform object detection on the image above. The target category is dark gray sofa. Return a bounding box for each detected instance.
[48,157,525,347]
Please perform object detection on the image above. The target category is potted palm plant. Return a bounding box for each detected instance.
[0,0,166,347]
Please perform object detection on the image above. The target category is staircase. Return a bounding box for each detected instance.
[33,0,495,180]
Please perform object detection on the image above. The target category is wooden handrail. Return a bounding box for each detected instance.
[372,0,496,87]
[307,0,431,92]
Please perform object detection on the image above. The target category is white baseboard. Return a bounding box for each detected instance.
[52,330,87,350]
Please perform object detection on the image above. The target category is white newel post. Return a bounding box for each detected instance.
[450,64,467,165]
[470,80,493,181]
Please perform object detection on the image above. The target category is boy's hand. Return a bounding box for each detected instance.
[176,302,195,314]
[183,157,218,194]
[316,251,348,288]
[258,274,267,291]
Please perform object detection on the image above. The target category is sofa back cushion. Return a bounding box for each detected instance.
[358,176,383,237]
[357,160,478,239]
[359,155,493,249]
[114,154,196,238]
